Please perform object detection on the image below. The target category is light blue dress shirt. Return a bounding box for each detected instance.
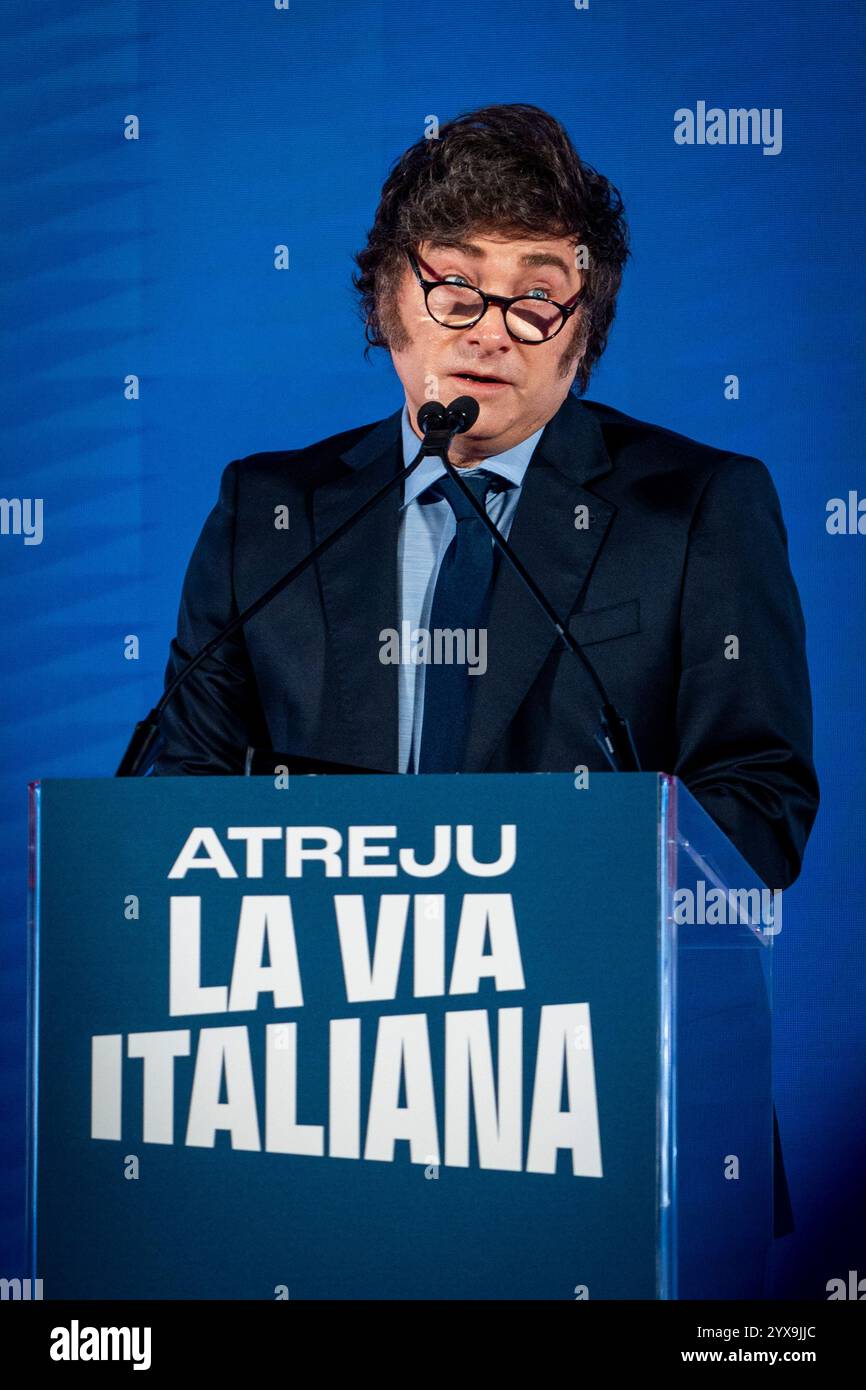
[397,402,545,773]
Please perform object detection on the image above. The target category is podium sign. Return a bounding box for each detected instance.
[27,773,772,1299]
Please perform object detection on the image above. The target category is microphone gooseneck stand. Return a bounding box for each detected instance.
[116,395,639,776]
[440,398,641,773]
[115,402,470,776]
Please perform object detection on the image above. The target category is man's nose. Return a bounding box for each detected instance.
[464,304,511,350]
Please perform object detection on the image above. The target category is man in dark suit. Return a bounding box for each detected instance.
[153,102,818,897]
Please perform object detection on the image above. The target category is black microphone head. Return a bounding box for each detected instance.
[417,401,447,435]
[445,395,480,434]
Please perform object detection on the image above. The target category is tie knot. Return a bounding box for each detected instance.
[424,469,506,522]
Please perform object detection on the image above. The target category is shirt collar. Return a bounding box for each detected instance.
[400,401,543,508]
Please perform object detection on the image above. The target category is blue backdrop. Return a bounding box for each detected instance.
[1,0,864,1298]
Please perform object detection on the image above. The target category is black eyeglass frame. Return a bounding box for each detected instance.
[406,248,586,345]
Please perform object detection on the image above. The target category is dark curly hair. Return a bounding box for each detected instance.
[352,103,629,395]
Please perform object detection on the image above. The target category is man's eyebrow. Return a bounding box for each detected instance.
[519,251,572,277]
[424,241,573,278]
[425,239,486,258]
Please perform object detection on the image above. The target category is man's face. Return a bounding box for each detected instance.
[387,230,586,465]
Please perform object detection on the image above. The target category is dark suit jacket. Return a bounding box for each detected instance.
[152,392,819,890]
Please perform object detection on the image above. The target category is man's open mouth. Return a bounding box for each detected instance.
[453,371,510,384]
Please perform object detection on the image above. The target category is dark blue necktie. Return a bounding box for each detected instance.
[417,469,504,772]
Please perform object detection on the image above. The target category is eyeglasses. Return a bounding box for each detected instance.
[407,249,585,345]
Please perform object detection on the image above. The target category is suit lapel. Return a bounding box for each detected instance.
[463,396,617,772]
[312,409,403,772]
[311,396,616,775]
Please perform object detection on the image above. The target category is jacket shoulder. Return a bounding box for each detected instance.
[577,397,781,523]
[226,416,389,489]
[580,397,759,476]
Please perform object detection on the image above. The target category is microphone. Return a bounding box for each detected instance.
[416,401,447,433]
[437,395,641,773]
[116,401,465,776]
[444,394,480,435]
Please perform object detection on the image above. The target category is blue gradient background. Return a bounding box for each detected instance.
[1,0,864,1298]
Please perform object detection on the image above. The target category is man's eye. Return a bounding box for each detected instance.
[443,274,470,286]
[526,288,551,300]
